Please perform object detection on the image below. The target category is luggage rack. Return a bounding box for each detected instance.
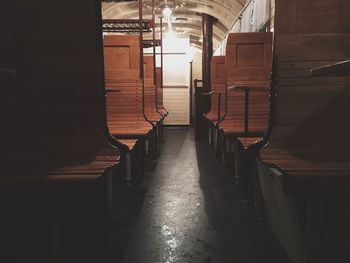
[102,19,153,33]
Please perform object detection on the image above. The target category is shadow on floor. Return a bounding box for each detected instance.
[108,137,168,262]
[194,129,291,263]
[112,127,290,263]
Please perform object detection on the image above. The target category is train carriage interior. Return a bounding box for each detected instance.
[1,0,350,262]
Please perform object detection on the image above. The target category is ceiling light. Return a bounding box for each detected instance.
[162,6,172,17]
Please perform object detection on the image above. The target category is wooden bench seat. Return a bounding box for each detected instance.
[260,148,350,191]
[259,65,350,193]
[216,33,272,198]
[257,69,350,263]
[104,35,154,140]
[1,0,121,261]
[259,66,350,192]
[108,127,153,138]
[255,1,350,262]
[0,156,117,191]
[103,35,157,181]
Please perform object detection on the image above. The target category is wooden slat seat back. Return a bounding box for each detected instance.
[205,56,226,122]
[259,0,350,192]
[143,56,162,123]
[106,81,152,136]
[156,67,168,116]
[219,33,272,145]
[256,3,350,262]
[103,35,152,138]
[0,0,118,190]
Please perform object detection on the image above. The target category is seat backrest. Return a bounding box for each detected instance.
[226,33,272,84]
[210,56,226,118]
[143,55,154,86]
[261,0,350,162]
[211,56,226,85]
[0,0,114,175]
[221,33,273,135]
[103,35,145,125]
[156,67,163,109]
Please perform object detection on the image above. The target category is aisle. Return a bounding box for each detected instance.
[120,127,290,263]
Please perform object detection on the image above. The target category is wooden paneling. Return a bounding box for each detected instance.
[103,35,140,81]
[226,32,273,83]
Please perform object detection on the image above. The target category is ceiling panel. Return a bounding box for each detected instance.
[102,0,247,49]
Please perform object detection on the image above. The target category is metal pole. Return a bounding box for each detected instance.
[217,93,221,120]
[152,0,162,117]
[202,14,213,93]
[160,17,164,91]
[139,0,144,79]
[152,0,156,86]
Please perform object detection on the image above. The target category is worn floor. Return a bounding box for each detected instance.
[115,127,290,263]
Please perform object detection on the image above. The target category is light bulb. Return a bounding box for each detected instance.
[162,6,172,17]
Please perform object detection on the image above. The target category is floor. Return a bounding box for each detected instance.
[113,127,290,263]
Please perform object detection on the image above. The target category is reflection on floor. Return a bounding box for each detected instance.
[115,127,290,263]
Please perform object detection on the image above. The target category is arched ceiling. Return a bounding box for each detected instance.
[102,0,247,50]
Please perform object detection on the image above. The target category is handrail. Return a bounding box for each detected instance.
[311,59,350,76]
[201,91,224,96]
[227,84,269,92]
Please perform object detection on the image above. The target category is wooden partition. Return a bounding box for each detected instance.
[219,32,272,145]
[104,35,140,81]
[257,1,350,262]
[143,56,162,123]
[205,56,226,123]
[0,0,119,261]
[104,35,152,138]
